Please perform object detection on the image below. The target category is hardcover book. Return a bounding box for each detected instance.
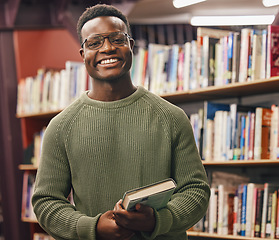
[121,178,177,211]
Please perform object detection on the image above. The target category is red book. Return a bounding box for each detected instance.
[266,25,279,78]
[254,107,272,160]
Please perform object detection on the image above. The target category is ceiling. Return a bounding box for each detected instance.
[1,0,279,41]
[126,0,279,24]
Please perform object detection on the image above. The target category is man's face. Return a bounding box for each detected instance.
[80,16,134,82]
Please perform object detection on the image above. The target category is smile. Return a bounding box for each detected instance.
[100,58,118,65]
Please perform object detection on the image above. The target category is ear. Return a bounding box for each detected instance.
[79,48,85,61]
[129,38,135,50]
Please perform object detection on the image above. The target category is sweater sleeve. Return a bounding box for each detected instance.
[142,109,210,239]
[31,116,100,240]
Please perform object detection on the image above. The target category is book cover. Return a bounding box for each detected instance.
[261,183,279,238]
[245,183,264,237]
[202,101,230,160]
[232,32,241,83]
[261,29,268,79]
[266,25,279,78]
[122,178,176,211]
[254,188,264,237]
[239,28,252,83]
[265,192,273,237]
[270,104,278,160]
[254,107,272,160]
[240,184,248,236]
[270,190,278,238]
[276,189,279,238]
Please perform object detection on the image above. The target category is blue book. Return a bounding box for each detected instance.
[202,101,230,160]
[240,184,247,236]
[239,115,246,160]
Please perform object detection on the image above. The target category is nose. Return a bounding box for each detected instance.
[100,37,116,52]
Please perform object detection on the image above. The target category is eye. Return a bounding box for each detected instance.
[110,34,126,45]
[86,37,102,49]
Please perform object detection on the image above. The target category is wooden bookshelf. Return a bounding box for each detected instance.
[18,165,38,171]
[187,231,275,240]
[16,110,62,119]
[15,26,279,240]
[14,28,82,240]
[161,77,279,103]
[203,159,279,167]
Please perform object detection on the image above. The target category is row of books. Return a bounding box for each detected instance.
[23,127,46,167]
[21,171,74,222]
[131,25,279,95]
[194,172,279,238]
[16,61,90,115]
[21,172,36,221]
[190,101,279,161]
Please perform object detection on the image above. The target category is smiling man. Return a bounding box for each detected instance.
[32,4,210,240]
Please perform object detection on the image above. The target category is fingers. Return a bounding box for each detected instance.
[113,199,123,211]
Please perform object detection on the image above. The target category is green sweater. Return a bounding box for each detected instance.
[32,86,210,240]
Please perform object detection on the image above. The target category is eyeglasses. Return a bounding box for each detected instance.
[81,32,131,50]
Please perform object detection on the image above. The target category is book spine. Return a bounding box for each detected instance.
[240,184,247,236]
[254,188,264,237]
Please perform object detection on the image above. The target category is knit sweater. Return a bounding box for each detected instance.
[32,86,210,240]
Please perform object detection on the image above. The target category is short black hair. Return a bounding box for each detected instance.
[77,4,131,46]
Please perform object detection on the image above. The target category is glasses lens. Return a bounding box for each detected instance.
[85,32,129,50]
[109,32,127,46]
[86,36,103,49]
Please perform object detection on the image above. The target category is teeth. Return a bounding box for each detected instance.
[100,59,118,64]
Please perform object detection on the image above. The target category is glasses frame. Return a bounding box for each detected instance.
[81,32,132,50]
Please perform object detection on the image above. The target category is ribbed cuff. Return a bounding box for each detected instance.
[77,214,102,240]
[141,208,173,239]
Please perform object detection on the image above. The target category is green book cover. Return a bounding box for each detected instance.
[122,178,177,211]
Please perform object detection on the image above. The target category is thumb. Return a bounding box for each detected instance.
[135,203,151,212]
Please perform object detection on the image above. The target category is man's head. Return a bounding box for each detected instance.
[77,4,134,83]
[77,4,131,46]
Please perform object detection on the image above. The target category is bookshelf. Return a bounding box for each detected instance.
[17,76,279,240]
[15,24,279,240]
[14,28,81,240]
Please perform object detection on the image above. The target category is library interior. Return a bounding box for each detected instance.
[1,0,279,239]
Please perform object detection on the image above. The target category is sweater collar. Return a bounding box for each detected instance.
[81,86,147,109]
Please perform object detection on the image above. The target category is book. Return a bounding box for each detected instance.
[261,183,279,238]
[202,101,230,161]
[245,183,264,237]
[254,107,272,160]
[254,188,264,237]
[240,184,248,236]
[239,28,253,82]
[266,25,279,78]
[121,178,176,211]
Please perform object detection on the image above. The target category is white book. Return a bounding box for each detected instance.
[260,29,267,79]
[239,28,252,83]
[183,42,191,91]
[251,34,263,81]
[217,184,224,234]
[254,107,263,160]
[270,105,278,159]
[209,187,218,234]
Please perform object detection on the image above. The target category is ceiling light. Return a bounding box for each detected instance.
[262,0,279,7]
[190,15,276,26]
[173,0,206,8]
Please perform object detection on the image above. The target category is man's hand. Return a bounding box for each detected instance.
[113,200,156,233]
[96,210,135,240]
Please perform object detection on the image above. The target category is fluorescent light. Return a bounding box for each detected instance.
[173,0,206,8]
[191,15,276,26]
[263,0,279,7]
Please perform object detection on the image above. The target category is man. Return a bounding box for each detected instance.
[32,4,210,240]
